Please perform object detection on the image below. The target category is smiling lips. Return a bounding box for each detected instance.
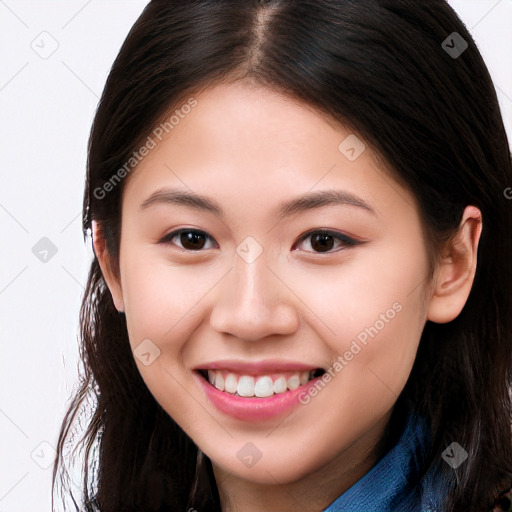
[196,360,326,399]
[195,362,327,421]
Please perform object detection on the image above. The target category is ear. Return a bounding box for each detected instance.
[92,220,125,313]
[427,206,482,323]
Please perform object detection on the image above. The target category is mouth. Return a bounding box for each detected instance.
[196,368,326,398]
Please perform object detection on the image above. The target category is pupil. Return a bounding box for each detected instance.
[312,233,334,252]
[182,231,205,250]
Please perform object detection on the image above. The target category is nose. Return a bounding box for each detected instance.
[209,250,300,341]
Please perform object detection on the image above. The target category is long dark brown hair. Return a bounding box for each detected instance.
[52,1,512,511]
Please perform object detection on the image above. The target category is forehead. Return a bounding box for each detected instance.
[122,81,418,224]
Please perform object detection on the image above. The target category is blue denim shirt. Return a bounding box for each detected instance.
[323,410,449,512]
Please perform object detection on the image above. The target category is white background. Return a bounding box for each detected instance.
[0,1,511,510]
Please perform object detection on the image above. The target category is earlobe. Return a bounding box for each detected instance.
[426,206,482,324]
[92,220,125,313]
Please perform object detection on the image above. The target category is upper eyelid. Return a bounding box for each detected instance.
[297,228,358,242]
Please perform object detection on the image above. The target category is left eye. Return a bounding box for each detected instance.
[293,229,359,254]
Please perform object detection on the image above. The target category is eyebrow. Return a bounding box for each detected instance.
[140,187,375,219]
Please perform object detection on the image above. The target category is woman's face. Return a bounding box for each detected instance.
[108,81,433,486]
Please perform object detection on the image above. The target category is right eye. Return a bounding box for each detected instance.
[159,229,218,252]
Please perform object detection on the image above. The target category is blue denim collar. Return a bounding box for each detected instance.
[323,408,449,512]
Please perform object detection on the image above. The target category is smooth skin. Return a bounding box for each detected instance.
[93,80,482,512]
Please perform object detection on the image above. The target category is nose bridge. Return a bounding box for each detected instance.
[209,247,299,340]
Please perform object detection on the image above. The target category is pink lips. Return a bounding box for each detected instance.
[194,359,325,422]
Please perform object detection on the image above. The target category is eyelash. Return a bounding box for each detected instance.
[159,228,360,254]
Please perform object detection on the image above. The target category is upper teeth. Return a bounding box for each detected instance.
[207,370,313,398]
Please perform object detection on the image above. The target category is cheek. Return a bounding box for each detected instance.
[118,250,218,428]
[284,237,425,326]
[334,300,423,401]
[120,248,210,342]
[280,242,427,391]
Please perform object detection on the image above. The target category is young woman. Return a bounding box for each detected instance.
[52,1,512,511]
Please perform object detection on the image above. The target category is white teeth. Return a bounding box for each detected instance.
[224,373,238,394]
[273,376,287,394]
[237,376,255,397]
[214,372,225,392]
[204,369,320,397]
[254,376,274,397]
[287,374,301,390]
